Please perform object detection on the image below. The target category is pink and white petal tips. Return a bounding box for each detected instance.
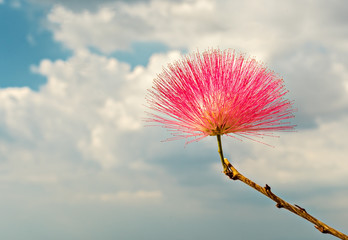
[145,48,295,143]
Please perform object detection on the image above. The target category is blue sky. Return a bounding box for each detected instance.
[0,2,169,89]
[0,1,69,89]
[1,0,348,239]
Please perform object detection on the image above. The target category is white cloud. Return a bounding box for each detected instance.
[45,0,348,128]
[273,46,348,126]
[14,0,348,190]
[46,0,218,53]
[1,1,348,238]
[4,46,344,213]
[0,49,185,205]
[46,0,348,56]
[26,49,173,168]
[220,116,348,188]
[1,0,346,207]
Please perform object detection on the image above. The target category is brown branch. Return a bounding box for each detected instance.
[223,158,348,240]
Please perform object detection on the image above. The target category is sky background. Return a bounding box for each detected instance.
[1,0,348,239]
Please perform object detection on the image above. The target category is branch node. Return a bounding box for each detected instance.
[315,225,329,234]
[265,184,271,192]
[295,204,307,213]
[224,171,234,180]
[223,158,240,180]
[276,203,283,209]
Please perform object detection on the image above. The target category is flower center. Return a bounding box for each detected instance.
[199,108,233,136]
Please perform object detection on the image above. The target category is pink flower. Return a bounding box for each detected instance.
[146,49,295,143]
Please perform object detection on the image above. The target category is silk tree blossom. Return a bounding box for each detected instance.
[146,49,295,143]
[145,50,348,240]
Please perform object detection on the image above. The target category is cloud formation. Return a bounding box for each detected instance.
[1,0,348,239]
[47,0,218,52]
[0,50,180,203]
[1,0,348,202]
[45,0,348,127]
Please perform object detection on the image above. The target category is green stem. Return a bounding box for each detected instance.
[216,135,227,172]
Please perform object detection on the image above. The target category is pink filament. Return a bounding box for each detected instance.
[146,49,295,143]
